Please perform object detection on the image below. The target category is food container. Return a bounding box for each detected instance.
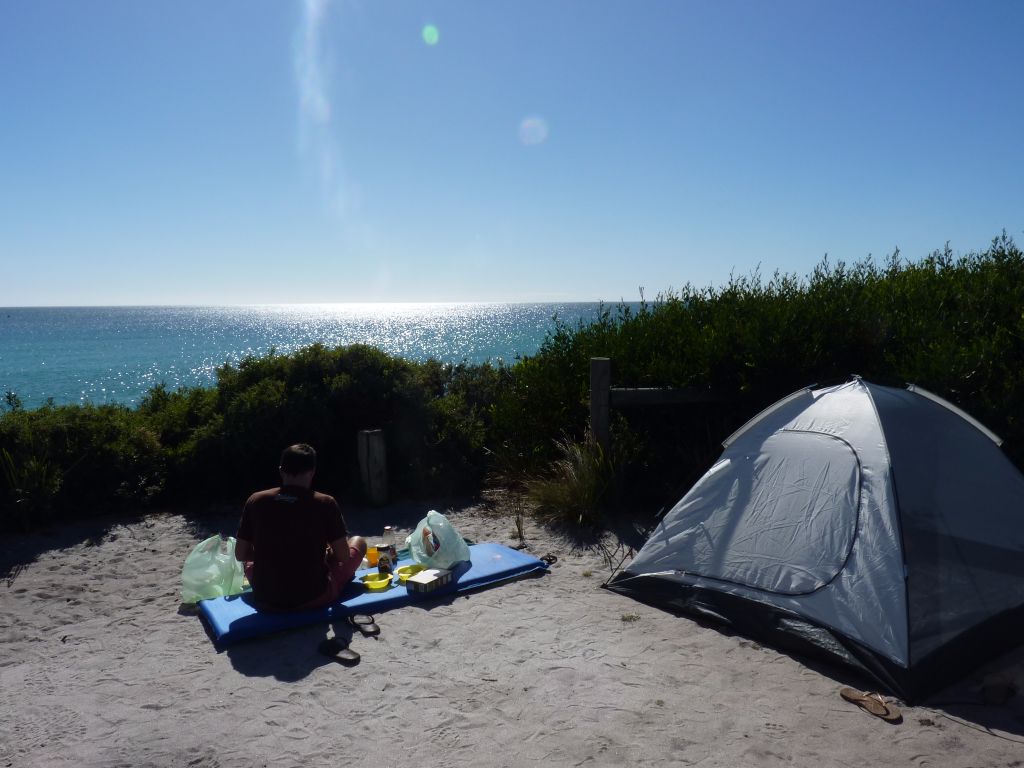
[405,568,452,594]
[360,572,393,590]
[396,564,424,583]
[381,526,398,563]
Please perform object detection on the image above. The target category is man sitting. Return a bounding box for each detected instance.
[235,443,366,611]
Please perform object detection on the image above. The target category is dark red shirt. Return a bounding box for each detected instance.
[237,485,348,610]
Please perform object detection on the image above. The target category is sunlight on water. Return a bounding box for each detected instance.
[0,303,617,408]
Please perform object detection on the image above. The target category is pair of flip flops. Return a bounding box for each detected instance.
[840,687,902,722]
[317,614,380,667]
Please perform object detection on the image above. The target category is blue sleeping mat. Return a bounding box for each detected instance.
[198,542,548,646]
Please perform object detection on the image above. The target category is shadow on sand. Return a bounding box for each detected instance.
[0,508,170,588]
[222,621,360,682]
[656,603,1024,737]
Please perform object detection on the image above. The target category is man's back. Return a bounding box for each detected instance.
[237,486,347,609]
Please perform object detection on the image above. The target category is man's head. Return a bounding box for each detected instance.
[279,443,317,486]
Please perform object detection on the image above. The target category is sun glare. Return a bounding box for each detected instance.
[519,116,549,146]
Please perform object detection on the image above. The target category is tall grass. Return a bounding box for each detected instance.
[525,430,613,529]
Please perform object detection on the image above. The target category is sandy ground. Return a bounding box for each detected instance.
[1,500,1022,768]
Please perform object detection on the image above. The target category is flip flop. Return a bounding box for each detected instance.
[840,687,902,722]
[347,614,380,637]
[318,637,360,666]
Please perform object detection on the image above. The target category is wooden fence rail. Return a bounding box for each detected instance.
[590,357,734,452]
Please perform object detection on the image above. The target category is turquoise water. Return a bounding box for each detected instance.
[0,303,616,408]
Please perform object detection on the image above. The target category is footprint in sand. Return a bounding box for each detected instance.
[0,702,86,760]
[761,722,788,740]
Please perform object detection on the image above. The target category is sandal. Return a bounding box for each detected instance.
[318,637,360,666]
[840,687,902,722]
[347,614,380,637]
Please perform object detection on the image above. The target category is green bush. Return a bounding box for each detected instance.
[2,233,1022,532]
[413,359,511,495]
[494,233,1024,522]
[202,343,437,498]
[0,447,62,531]
[0,401,164,530]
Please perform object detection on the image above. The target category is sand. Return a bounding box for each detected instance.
[1,501,1022,768]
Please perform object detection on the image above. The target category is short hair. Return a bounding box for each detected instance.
[280,443,317,475]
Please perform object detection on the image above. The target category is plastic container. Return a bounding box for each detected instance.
[396,564,424,583]
[378,526,397,575]
[382,526,397,558]
[360,573,393,590]
[406,567,452,594]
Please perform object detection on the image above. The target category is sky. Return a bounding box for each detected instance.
[1,1,1022,306]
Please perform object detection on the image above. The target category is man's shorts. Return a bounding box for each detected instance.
[299,545,362,610]
[243,545,362,611]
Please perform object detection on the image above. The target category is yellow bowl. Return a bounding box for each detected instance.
[360,573,393,590]
[396,564,424,583]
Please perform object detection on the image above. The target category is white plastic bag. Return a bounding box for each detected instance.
[405,510,470,570]
[180,534,246,603]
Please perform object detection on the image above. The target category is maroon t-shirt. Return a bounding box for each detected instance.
[237,485,348,610]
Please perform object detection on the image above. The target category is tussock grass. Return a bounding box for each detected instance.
[525,431,612,529]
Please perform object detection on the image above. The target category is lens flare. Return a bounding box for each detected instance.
[422,24,439,46]
[518,116,549,146]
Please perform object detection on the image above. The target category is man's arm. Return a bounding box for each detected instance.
[235,538,254,562]
[328,537,351,566]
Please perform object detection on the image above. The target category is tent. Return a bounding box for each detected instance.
[607,377,1024,702]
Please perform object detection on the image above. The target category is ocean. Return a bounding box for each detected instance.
[0,303,618,409]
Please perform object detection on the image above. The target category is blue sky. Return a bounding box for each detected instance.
[2,1,1022,306]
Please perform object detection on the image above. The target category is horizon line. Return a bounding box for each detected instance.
[0,299,647,310]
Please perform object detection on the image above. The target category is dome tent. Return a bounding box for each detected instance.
[607,378,1024,702]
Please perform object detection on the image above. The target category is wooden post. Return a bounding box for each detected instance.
[357,429,388,506]
[590,357,611,454]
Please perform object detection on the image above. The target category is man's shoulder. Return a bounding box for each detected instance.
[243,486,336,512]
[245,487,283,506]
[311,490,339,507]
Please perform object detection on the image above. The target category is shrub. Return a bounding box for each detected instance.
[525,430,614,529]
[3,233,1023,533]
[495,233,1024,518]
[0,402,164,530]
[0,447,62,531]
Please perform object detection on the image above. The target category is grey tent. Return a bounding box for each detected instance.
[608,377,1024,702]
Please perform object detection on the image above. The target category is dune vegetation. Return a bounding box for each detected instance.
[2,233,1022,532]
